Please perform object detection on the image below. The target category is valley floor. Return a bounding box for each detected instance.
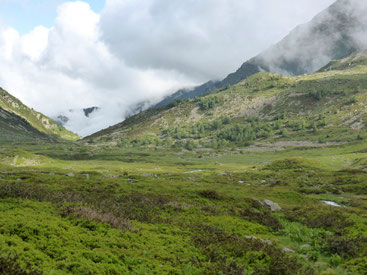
[0,141,367,274]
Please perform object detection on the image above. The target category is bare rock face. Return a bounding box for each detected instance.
[264,199,282,212]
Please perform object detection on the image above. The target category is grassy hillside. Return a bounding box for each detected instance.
[84,52,367,152]
[0,108,52,143]
[0,88,79,141]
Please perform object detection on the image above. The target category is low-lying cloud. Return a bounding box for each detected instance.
[0,0,336,136]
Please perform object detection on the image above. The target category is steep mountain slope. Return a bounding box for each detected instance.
[153,80,222,108]
[154,0,367,108]
[84,51,367,149]
[0,108,52,142]
[0,88,79,141]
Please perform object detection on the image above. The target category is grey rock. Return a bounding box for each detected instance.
[67,172,74,177]
[264,199,282,212]
[141,173,157,177]
[283,247,295,253]
[245,236,272,245]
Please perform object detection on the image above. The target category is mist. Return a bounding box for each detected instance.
[252,0,367,76]
[0,0,353,136]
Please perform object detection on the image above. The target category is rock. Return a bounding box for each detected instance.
[264,199,282,212]
[141,173,157,177]
[48,173,55,176]
[283,247,295,253]
[300,244,311,249]
[105,174,118,178]
[67,172,74,177]
[245,236,272,245]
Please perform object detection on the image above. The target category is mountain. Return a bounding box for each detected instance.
[319,49,367,72]
[153,81,222,108]
[0,87,79,141]
[0,108,52,142]
[83,50,367,149]
[83,107,100,117]
[153,0,367,108]
[55,107,101,126]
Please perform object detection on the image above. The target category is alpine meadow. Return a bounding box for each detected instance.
[1,0,367,274]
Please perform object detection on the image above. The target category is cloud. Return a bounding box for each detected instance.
[0,0,338,136]
[101,0,335,81]
[0,1,193,136]
[252,0,367,75]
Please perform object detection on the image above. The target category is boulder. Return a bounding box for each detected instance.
[283,247,295,253]
[264,199,282,212]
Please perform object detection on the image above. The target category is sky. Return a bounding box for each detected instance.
[0,0,336,136]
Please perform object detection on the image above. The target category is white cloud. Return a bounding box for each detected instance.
[21,26,49,61]
[0,0,339,136]
[101,0,336,81]
[0,1,193,136]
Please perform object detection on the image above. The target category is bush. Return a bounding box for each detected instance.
[198,96,220,111]
[324,233,367,258]
[197,190,221,200]
[0,256,41,275]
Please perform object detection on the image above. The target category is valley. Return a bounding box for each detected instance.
[0,0,367,274]
[1,52,367,274]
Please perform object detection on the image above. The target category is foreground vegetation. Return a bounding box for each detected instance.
[0,140,367,274]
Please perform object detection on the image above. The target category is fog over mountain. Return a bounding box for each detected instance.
[154,0,367,108]
[0,0,346,136]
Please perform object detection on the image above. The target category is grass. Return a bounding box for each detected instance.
[0,140,367,274]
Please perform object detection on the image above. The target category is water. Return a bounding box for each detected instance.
[322,200,342,207]
[184,170,203,174]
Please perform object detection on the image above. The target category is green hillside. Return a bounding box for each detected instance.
[0,88,79,141]
[0,108,52,142]
[84,51,367,152]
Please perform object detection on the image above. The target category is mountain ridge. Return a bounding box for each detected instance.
[152,0,367,108]
[83,50,367,149]
[0,87,79,141]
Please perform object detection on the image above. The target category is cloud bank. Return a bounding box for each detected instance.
[0,0,335,136]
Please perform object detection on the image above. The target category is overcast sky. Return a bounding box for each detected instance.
[0,0,335,136]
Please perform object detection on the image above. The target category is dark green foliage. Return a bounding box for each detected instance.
[191,224,311,275]
[285,207,354,230]
[197,190,221,200]
[324,232,367,258]
[197,96,220,111]
[239,208,283,232]
[0,256,41,275]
